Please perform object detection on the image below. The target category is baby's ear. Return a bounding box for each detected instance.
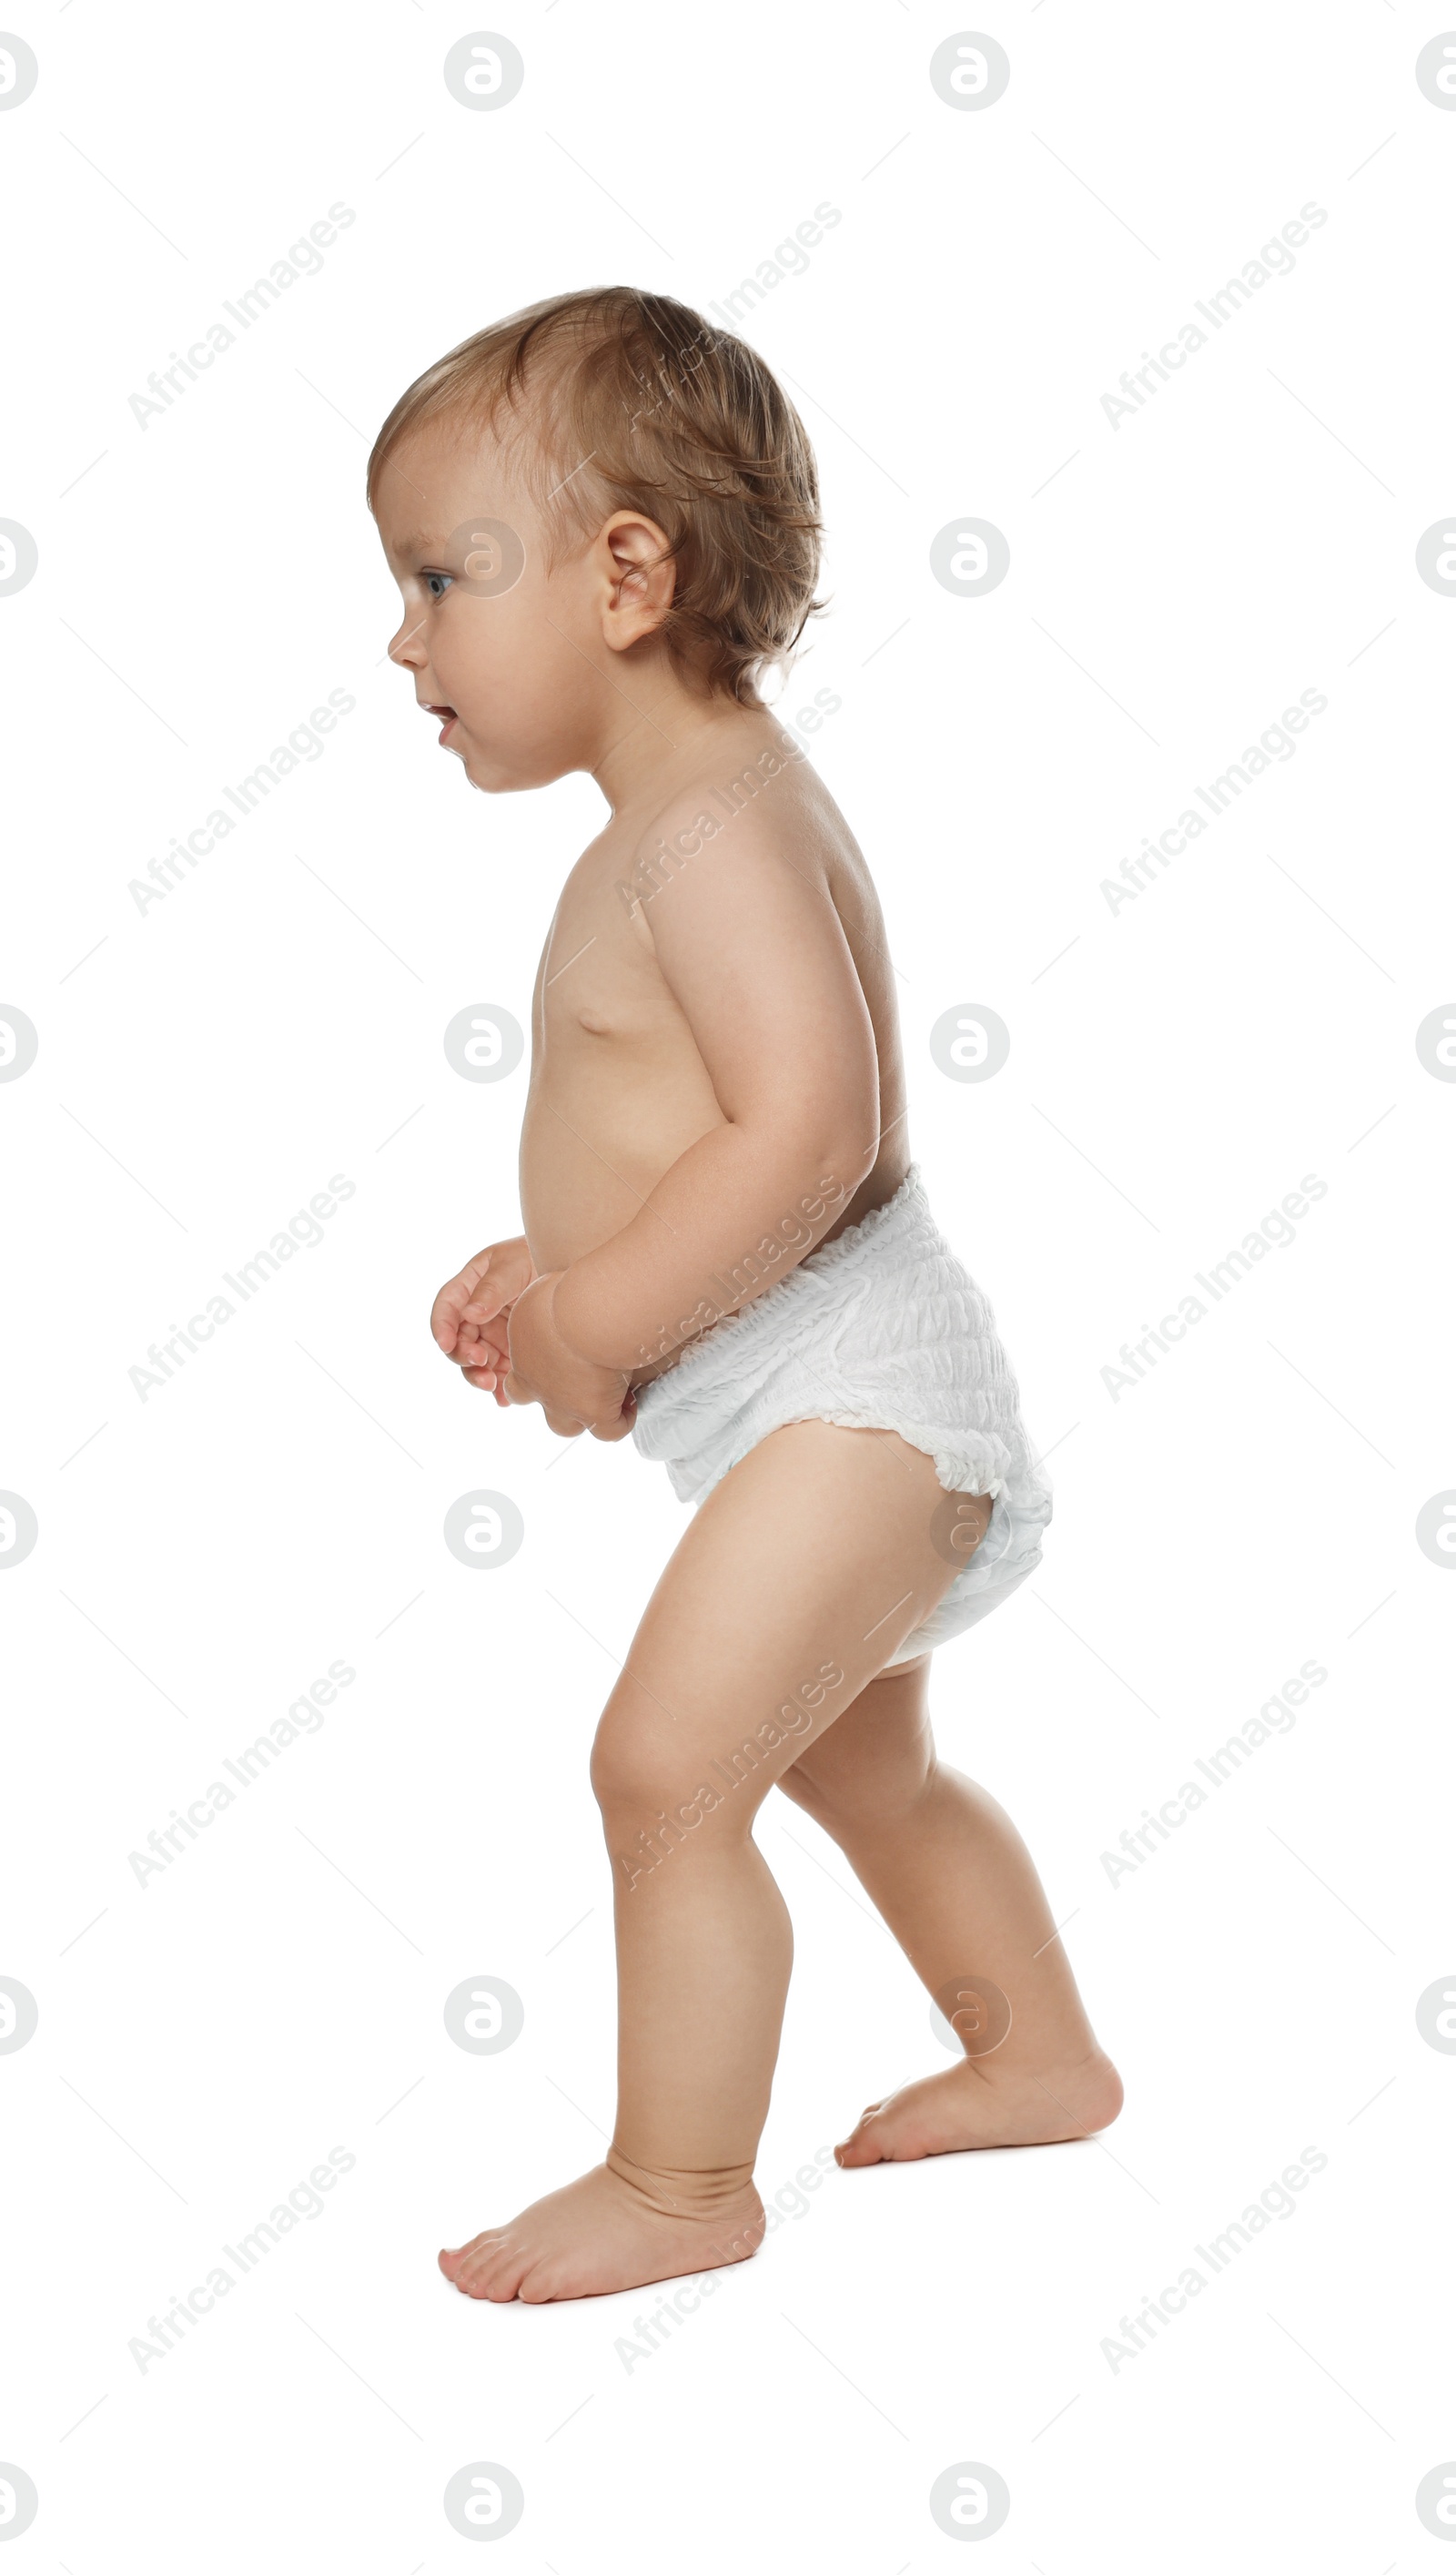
[600,512,676,654]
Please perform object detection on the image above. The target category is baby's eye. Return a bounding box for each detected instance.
[424,571,453,600]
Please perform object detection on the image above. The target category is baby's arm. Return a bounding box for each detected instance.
[511,804,880,1394]
[441,1237,637,1437]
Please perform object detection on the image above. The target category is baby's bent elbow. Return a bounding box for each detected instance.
[813,1117,880,1204]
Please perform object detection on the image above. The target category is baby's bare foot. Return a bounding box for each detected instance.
[834,2050,1123,2166]
[439,2159,765,2304]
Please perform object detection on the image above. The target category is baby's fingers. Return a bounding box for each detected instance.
[460,1293,513,1331]
[431,1277,482,1353]
[588,1400,638,1444]
[458,1325,511,1380]
[430,1296,466,1353]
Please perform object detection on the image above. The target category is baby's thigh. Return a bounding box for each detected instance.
[591,1419,965,1821]
[775,1654,937,1827]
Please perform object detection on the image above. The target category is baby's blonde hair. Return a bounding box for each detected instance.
[367,287,825,705]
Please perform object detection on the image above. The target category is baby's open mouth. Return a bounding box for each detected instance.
[424,703,460,739]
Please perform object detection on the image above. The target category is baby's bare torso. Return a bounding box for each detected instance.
[520,741,908,1374]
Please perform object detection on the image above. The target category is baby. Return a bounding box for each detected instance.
[368,288,1121,2306]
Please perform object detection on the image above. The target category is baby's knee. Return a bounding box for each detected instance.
[590,1700,688,1824]
[592,1718,726,1893]
[591,1698,770,1893]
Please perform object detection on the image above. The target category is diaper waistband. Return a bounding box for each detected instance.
[634,1163,975,1407]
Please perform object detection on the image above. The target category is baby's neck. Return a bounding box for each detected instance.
[592,682,782,827]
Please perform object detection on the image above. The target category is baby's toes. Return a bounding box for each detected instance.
[439,2230,501,2283]
[462,2239,531,2303]
[515,2261,562,2305]
[834,2103,890,2166]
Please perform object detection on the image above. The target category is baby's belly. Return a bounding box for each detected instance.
[518,1078,723,1279]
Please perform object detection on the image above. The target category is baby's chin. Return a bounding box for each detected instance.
[454,735,574,796]
[450,737,518,795]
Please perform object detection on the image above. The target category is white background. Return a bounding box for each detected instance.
[3,0,1454,2566]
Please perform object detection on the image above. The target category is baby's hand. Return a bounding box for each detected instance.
[430,1235,536,1402]
[504,1272,638,1442]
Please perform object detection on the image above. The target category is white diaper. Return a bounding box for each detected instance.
[630,1165,1053,1665]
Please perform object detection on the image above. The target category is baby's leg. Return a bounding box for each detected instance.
[439,1417,968,2304]
[777,1656,1123,2162]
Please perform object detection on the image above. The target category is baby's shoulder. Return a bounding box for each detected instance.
[630,728,836,900]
